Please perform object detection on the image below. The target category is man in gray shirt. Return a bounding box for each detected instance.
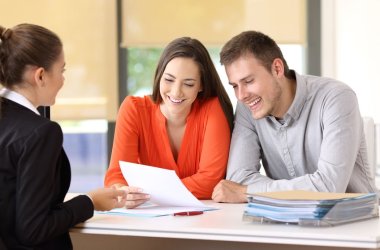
[212,31,378,203]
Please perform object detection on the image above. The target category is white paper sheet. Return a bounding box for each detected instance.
[119,161,211,208]
[99,205,210,217]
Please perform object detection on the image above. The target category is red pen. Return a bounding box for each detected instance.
[173,211,204,216]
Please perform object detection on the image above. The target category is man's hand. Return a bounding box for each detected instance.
[212,180,248,203]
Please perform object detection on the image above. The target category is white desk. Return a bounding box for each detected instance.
[69,198,380,250]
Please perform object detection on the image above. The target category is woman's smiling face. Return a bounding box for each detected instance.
[159,57,202,118]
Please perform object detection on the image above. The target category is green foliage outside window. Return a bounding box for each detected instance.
[127,48,163,96]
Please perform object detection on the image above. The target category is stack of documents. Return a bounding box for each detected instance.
[243,190,378,226]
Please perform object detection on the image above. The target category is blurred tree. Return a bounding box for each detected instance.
[127,48,163,96]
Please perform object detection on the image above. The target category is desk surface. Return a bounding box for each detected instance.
[69,196,380,249]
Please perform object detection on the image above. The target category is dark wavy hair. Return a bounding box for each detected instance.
[151,37,234,131]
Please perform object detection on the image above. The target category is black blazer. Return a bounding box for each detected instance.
[0,98,94,250]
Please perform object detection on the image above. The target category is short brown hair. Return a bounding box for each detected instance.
[220,31,292,78]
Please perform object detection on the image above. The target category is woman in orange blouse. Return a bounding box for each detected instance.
[104,37,234,208]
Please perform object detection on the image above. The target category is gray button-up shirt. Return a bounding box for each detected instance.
[227,71,378,194]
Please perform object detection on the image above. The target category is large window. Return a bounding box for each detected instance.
[122,0,307,107]
[126,45,305,108]
[2,0,118,193]
[2,0,307,193]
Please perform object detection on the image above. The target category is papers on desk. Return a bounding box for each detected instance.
[99,161,216,217]
[102,204,212,217]
[243,190,379,226]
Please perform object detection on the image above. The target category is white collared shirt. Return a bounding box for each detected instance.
[0,88,40,115]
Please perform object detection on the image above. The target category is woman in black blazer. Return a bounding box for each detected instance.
[0,24,127,249]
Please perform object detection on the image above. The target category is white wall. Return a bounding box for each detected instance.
[322,0,380,174]
[322,0,380,124]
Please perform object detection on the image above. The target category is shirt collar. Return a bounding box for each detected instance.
[0,88,40,115]
[283,71,308,122]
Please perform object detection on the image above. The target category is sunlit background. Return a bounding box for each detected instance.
[1,0,380,192]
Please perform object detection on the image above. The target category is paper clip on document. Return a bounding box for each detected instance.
[173,211,204,216]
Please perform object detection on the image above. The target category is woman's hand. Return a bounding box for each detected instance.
[87,187,127,211]
[113,184,150,209]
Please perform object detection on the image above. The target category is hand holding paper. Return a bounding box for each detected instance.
[105,161,216,217]
[117,185,150,209]
[119,161,208,207]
